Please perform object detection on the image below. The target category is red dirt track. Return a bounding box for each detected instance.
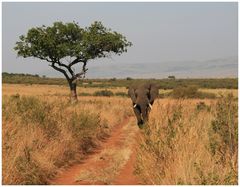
[49,118,142,185]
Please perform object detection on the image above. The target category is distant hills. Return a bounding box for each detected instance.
[86,56,238,78]
[7,56,238,79]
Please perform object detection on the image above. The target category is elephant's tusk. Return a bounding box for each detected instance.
[133,104,137,108]
[148,103,152,109]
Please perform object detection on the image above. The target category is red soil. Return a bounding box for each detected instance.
[49,118,141,185]
[113,147,141,185]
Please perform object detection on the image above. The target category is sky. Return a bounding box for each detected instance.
[2,2,238,78]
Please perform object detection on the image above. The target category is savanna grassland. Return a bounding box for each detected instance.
[2,81,238,185]
[136,95,238,184]
[2,84,133,184]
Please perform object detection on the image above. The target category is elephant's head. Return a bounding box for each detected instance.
[128,83,159,128]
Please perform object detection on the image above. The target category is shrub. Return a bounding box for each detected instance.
[168,75,175,79]
[196,102,211,112]
[171,85,198,98]
[171,85,216,99]
[78,92,92,96]
[159,92,172,98]
[110,78,117,81]
[15,153,48,185]
[209,94,238,160]
[69,111,100,139]
[197,91,216,99]
[5,96,59,138]
[115,92,128,97]
[206,94,237,184]
[93,90,114,97]
[126,77,133,80]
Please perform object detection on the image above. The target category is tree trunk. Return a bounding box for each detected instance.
[69,81,78,103]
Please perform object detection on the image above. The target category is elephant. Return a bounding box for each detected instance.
[128,83,159,128]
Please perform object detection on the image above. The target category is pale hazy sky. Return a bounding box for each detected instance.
[2,2,238,78]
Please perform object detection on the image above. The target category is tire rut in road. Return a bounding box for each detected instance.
[50,117,141,185]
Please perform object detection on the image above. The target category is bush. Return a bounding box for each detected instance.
[115,92,128,97]
[126,77,133,80]
[171,85,216,99]
[69,111,100,139]
[168,75,175,79]
[196,102,211,112]
[78,92,92,96]
[171,85,198,98]
[196,91,216,99]
[93,90,114,97]
[209,94,238,159]
[5,96,59,138]
[15,154,48,185]
[207,93,238,184]
[109,78,117,81]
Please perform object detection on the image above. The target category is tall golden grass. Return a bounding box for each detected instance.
[2,84,238,185]
[2,93,132,184]
[135,95,238,184]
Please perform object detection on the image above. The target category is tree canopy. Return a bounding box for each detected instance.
[14,21,132,101]
[14,21,132,79]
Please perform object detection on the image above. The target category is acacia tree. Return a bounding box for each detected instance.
[14,21,132,101]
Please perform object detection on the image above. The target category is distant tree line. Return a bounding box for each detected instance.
[2,72,238,89]
[2,72,40,77]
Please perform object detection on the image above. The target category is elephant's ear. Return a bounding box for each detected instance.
[128,87,137,104]
[149,84,159,104]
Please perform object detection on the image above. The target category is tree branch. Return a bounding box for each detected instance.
[41,55,87,82]
[69,57,81,67]
[72,61,88,81]
[50,62,70,81]
[69,55,87,67]
[56,60,74,77]
[37,55,54,63]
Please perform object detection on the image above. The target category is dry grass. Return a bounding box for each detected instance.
[2,84,128,97]
[2,84,238,185]
[2,84,170,97]
[76,148,131,184]
[199,88,238,98]
[2,87,132,184]
[135,95,238,185]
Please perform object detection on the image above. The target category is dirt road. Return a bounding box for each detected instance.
[50,118,142,185]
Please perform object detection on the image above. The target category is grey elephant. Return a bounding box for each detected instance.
[128,83,159,128]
